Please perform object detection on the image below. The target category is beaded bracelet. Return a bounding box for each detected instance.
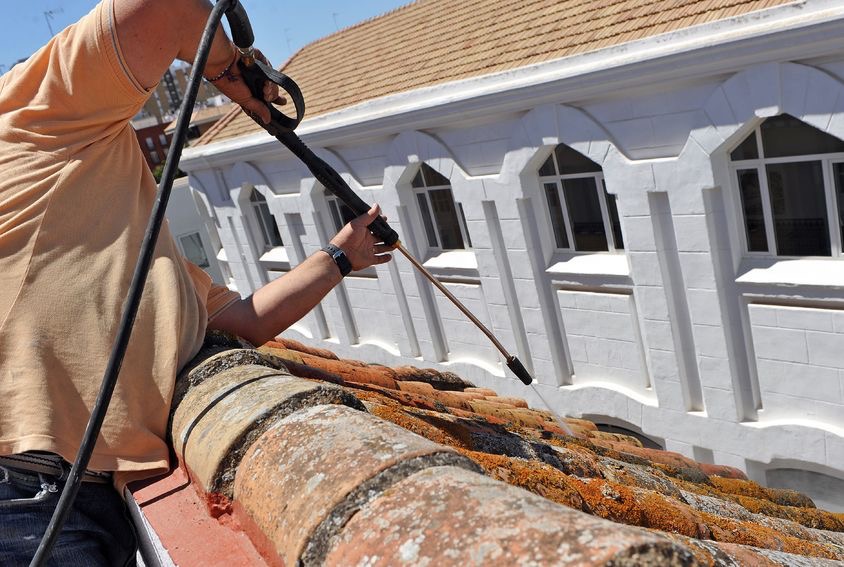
[204,53,237,82]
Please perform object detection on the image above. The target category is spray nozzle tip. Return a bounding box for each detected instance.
[507,356,533,385]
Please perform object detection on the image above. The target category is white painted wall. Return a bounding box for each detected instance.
[177,16,844,508]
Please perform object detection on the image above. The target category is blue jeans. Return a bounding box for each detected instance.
[0,465,137,566]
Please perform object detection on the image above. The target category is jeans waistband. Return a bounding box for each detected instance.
[0,452,112,484]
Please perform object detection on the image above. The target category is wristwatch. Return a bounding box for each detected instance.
[322,243,352,277]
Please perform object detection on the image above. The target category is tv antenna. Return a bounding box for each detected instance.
[43,8,63,37]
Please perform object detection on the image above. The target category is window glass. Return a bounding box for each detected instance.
[421,163,449,186]
[554,144,602,175]
[761,114,844,158]
[730,132,758,161]
[834,163,844,246]
[429,188,465,250]
[544,182,569,248]
[145,137,155,150]
[538,155,557,177]
[416,193,438,248]
[159,134,168,146]
[328,198,356,231]
[411,169,425,189]
[179,232,209,268]
[766,161,829,256]
[562,177,607,252]
[250,191,283,249]
[457,203,472,248]
[605,188,624,250]
[737,169,767,252]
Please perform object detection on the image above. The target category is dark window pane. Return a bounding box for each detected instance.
[250,191,266,203]
[730,132,759,161]
[328,201,344,232]
[737,169,767,252]
[411,169,425,188]
[429,188,465,249]
[544,182,569,248]
[562,177,607,251]
[555,144,602,175]
[761,114,844,158]
[179,232,209,268]
[766,161,830,256]
[255,201,283,248]
[605,189,624,250]
[416,193,438,248]
[329,198,356,231]
[835,163,844,245]
[421,163,449,186]
[538,154,557,176]
[458,203,472,248]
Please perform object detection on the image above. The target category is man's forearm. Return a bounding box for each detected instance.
[207,250,344,345]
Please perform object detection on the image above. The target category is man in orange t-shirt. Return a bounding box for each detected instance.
[0,0,392,563]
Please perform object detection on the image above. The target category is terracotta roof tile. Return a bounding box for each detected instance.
[128,332,844,564]
[199,0,795,146]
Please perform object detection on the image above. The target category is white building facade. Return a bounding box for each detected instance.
[180,1,844,509]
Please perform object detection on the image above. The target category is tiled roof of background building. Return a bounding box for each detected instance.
[129,332,844,566]
[197,0,795,146]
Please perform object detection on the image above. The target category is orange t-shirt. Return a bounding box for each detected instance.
[0,0,238,489]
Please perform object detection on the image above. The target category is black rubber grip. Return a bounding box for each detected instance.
[507,356,533,385]
[223,1,254,49]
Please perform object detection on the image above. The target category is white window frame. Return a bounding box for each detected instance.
[412,165,471,253]
[539,150,623,253]
[729,126,844,258]
[249,190,283,252]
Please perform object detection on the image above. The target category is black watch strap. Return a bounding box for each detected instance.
[322,244,352,277]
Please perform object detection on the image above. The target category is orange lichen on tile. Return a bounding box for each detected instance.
[466,400,553,428]
[709,476,817,508]
[699,512,841,560]
[366,401,468,449]
[634,490,711,539]
[459,449,586,511]
[734,495,844,532]
[568,477,648,526]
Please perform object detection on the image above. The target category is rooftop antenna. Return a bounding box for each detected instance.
[332,12,340,31]
[43,8,63,38]
[284,28,292,55]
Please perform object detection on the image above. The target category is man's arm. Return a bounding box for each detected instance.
[113,0,278,123]
[208,205,394,345]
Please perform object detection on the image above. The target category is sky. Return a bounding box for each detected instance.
[0,0,410,75]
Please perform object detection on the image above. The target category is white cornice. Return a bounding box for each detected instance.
[181,0,844,169]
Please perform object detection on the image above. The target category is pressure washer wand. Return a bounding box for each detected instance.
[226,16,533,385]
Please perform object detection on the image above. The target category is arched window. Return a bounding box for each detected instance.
[539,145,623,252]
[412,163,471,251]
[730,114,844,257]
[250,190,283,251]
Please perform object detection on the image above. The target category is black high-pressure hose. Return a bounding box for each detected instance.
[28,2,247,564]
